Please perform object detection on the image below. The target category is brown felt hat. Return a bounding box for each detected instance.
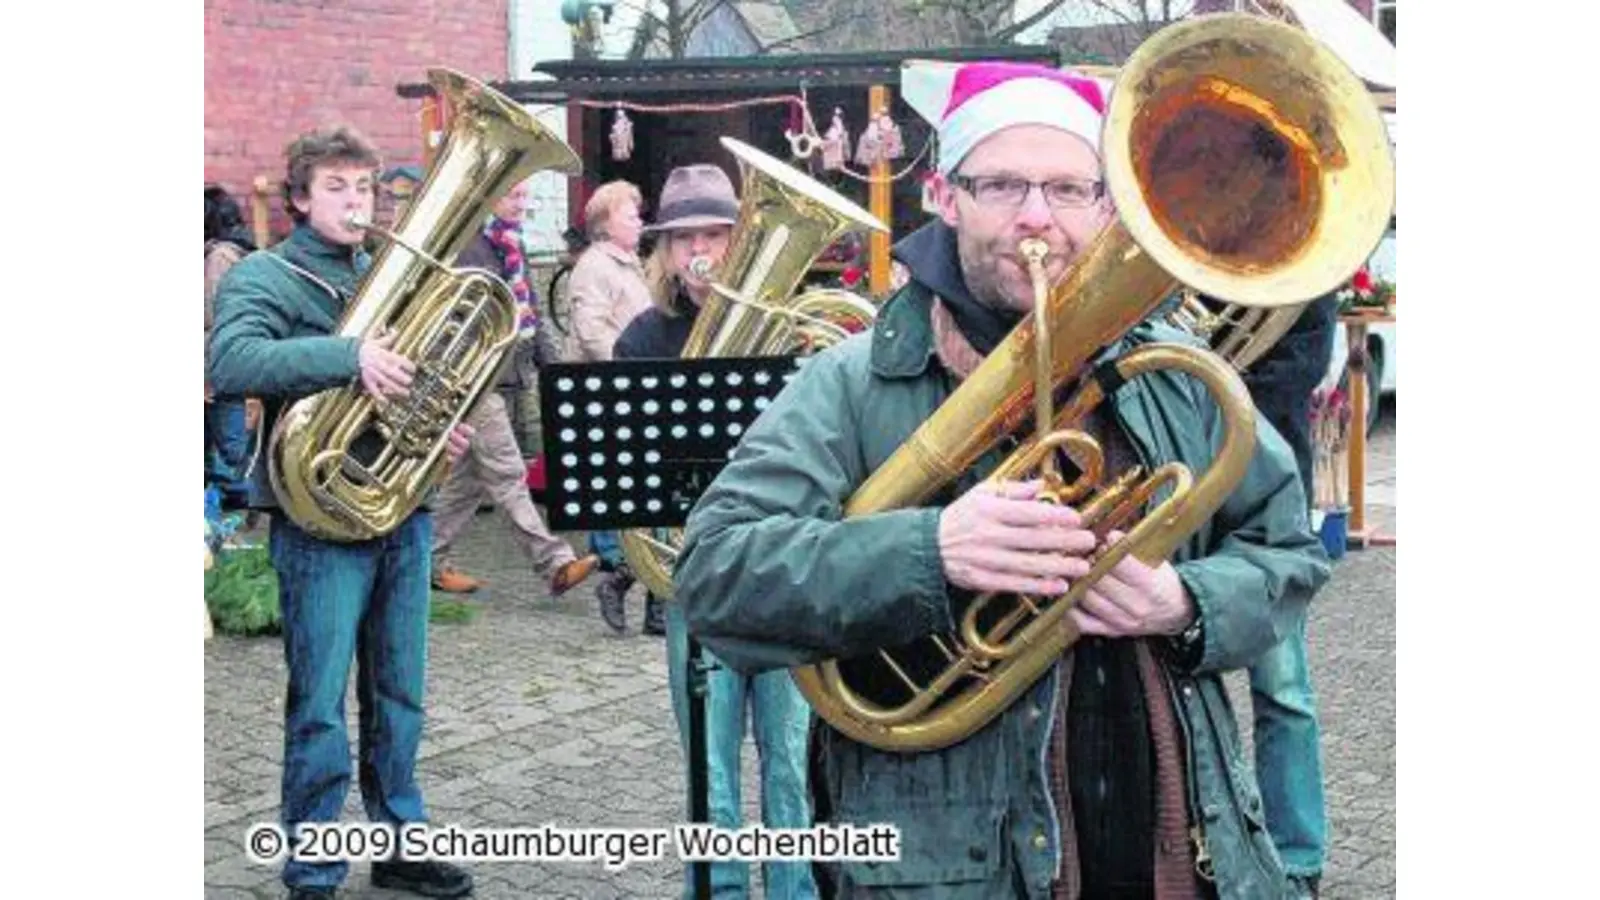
[644,164,740,232]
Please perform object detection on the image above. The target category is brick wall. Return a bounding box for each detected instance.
[205,0,508,239]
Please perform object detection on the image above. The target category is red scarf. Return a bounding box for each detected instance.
[485,217,537,336]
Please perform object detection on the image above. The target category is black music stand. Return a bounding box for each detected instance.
[539,355,806,900]
[538,356,805,531]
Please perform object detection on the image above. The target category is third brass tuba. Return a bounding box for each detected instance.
[269,68,581,542]
[790,12,1396,752]
[619,136,887,599]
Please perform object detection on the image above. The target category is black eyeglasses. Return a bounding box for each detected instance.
[951,173,1105,210]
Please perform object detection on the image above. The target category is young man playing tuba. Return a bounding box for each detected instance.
[208,125,474,900]
[674,61,1330,899]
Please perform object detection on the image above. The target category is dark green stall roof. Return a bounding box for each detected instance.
[396,46,1059,102]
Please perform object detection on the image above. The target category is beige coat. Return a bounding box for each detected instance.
[566,241,653,362]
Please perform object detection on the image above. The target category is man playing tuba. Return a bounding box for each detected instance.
[208,125,475,900]
[674,61,1330,899]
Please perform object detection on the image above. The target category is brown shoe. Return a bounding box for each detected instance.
[550,554,601,597]
[432,566,483,594]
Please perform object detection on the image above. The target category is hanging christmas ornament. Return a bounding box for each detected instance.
[854,112,882,167]
[609,105,634,162]
[876,107,905,161]
[822,107,849,171]
[784,94,822,160]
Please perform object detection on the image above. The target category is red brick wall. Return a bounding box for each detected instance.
[205,0,508,239]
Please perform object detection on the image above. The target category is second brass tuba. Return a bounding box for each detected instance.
[790,12,1396,752]
[269,68,581,542]
[619,136,887,599]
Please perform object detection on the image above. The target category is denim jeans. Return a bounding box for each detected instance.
[1241,296,1336,878]
[205,399,252,505]
[269,511,434,889]
[1248,610,1326,877]
[589,529,624,571]
[666,603,818,899]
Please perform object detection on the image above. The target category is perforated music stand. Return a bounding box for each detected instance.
[538,355,807,531]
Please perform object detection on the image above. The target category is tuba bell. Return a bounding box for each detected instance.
[619,136,887,600]
[790,12,1396,752]
[269,68,581,542]
[1163,0,1398,372]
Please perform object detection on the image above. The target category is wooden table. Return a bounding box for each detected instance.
[1341,310,1396,549]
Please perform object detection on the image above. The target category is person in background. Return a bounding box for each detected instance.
[204,183,258,510]
[427,178,601,600]
[563,180,656,634]
[616,164,819,899]
[1232,291,1341,900]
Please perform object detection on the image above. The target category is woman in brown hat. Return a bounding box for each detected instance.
[614,163,820,900]
[601,162,743,638]
[612,163,741,360]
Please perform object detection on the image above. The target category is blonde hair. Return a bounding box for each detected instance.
[644,240,682,316]
[584,180,643,242]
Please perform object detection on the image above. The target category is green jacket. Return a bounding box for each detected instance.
[206,224,369,510]
[674,283,1330,898]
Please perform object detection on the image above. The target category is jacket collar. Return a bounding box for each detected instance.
[869,282,940,380]
[891,219,1022,357]
[282,222,368,277]
[594,240,642,268]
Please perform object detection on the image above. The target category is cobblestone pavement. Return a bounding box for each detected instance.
[205,403,1396,899]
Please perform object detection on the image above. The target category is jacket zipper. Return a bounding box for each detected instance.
[1163,669,1214,884]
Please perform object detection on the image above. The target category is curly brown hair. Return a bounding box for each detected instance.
[282,125,382,223]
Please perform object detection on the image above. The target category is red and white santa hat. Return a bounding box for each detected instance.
[901,60,1112,175]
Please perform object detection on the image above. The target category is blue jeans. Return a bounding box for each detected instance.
[666,604,818,899]
[1241,296,1336,878]
[205,399,252,505]
[1249,610,1326,878]
[269,511,434,889]
[589,529,624,571]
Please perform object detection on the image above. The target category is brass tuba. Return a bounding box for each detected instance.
[269,68,581,542]
[790,12,1396,752]
[619,136,887,599]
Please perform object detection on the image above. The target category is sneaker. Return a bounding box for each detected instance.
[643,593,667,636]
[370,858,473,898]
[431,566,483,594]
[597,571,632,634]
[550,554,600,597]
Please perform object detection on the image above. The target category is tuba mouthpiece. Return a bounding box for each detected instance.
[688,256,713,279]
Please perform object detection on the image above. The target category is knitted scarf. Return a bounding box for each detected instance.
[485,216,538,336]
